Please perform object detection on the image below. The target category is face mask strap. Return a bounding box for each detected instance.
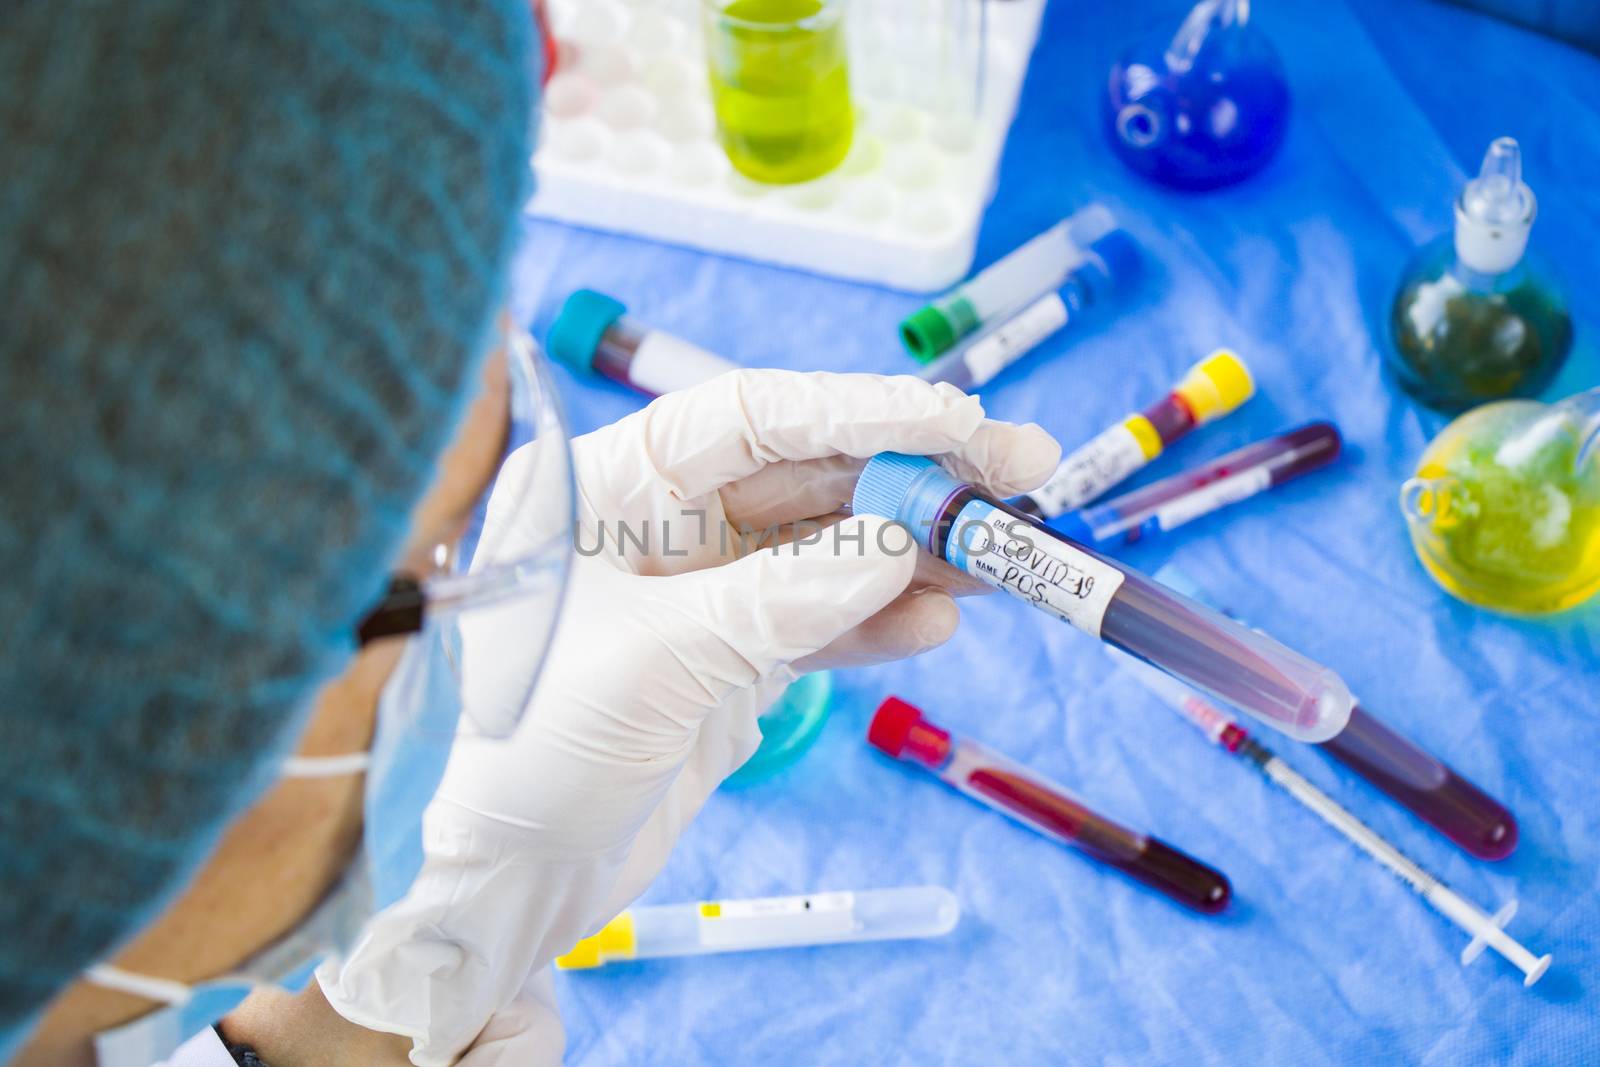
[83,964,194,1007]
[280,752,373,779]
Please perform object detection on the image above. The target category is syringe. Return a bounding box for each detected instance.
[555,886,959,970]
[852,453,1353,741]
[869,697,1230,912]
[1053,422,1342,547]
[1015,350,1256,519]
[916,227,1141,393]
[900,205,1120,361]
[547,289,735,397]
[1118,653,1550,986]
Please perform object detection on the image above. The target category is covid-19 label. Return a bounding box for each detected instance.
[946,501,1124,637]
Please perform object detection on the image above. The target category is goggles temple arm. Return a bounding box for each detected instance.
[356,575,426,646]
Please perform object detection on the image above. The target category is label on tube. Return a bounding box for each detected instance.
[1029,421,1152,516]
[963,293,1069,386]
[1152,467,1274,531]
[697,892,855,948]
[947,501,1124,637]
[629,333,736,395]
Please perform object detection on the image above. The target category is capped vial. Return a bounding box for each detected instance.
[853,453,1353,742]
[547,289,736,398]
[1455,137,1536,276]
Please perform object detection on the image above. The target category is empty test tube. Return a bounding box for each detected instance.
[918,227,1141,392]
[900,205,1120,361]
[852,453,1354,741]
[869,697,1231,912]
[1016,350,1256,519]
[555,885,959,969]
[547,289,735,397]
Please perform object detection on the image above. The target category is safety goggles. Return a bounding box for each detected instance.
[356,325,574,738]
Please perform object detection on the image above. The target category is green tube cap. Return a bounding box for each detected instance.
[899,297,980,363]
[900,306,958,363]
[548,289,627,376]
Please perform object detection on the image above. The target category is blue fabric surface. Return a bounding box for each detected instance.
[509,1,1599,1062]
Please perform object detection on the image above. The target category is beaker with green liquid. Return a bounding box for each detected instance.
[702,0,853,184]
[1401,388,1600,615]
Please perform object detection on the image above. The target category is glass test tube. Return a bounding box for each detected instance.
[555,885,959,969]
[546,289,736,397]
[1016,350,1256,519]
[918,227,1142,393]
[1320,706,1518,860]
[900,205,1119,361]
[1054,422,1342,546]
[702,0,855,184]
[852,454,1354,741]
[868,697,1230,912]
[1153,565,1518,859]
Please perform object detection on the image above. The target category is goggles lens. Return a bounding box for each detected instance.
[363,325,574,738]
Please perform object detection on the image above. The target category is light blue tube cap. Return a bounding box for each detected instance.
[852,453,965,550]
[547,288,626,376]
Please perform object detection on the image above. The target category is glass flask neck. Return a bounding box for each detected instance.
[1165,0,1246,73]
[1560,388,1600,473]
[1400,475,1464,532]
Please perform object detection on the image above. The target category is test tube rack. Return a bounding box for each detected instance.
[530,0,1047,292]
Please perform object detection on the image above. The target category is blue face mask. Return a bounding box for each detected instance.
[85,634,461,1067]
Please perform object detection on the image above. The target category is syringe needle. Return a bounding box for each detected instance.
[1121,655,1552,986]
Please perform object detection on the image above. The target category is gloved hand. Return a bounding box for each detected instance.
[318,371,1060,1066]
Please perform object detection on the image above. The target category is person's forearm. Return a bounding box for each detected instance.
[219,981,415,1067]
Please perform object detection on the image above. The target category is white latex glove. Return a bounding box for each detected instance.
[319,371,1059,1066]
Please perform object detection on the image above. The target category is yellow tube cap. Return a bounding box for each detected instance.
[1175,349,1255,424]
[555,912,637,971]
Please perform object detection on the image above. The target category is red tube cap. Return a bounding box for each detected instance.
[869,697,951,766]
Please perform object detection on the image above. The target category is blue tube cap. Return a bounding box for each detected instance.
[547,289,627,376]
[1082,230,1142,300]
[852,453,964,550]
[1051,510,1097,546]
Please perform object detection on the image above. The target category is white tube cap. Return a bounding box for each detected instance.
[1454,137,1536,275]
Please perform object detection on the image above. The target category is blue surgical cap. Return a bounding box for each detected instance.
[0,0,537,1047]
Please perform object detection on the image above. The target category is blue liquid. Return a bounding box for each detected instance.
[1105,3,1290,190]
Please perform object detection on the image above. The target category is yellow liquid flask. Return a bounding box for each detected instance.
[1401,388,1600,615]
[703,0,853,184]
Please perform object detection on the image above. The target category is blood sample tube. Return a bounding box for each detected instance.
[546,289,736,397]
[1320,705,1518,860]
[852,453,1354,742]
[1016,350,1255,518]
[1054,422,1342,546]
[869,697,1230,913]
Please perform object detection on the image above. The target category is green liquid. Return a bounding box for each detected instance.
[705,0,853,184]
[1389,239,1572,413]
[1409,406,1600,615]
